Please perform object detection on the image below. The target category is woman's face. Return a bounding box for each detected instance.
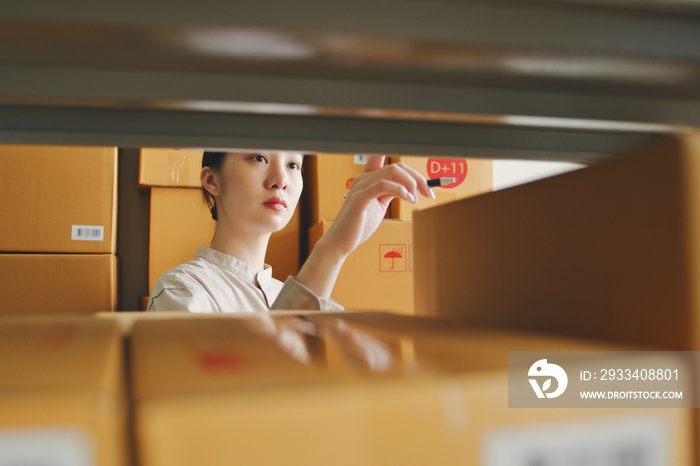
[215,152,304,235]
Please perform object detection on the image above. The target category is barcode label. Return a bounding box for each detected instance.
[71,225,104,241]
[0,428,94,466]
[353,154,370,165]
[482,415,668,466]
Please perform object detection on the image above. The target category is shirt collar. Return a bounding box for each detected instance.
[195,247,273,284]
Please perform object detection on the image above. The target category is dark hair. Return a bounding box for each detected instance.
[202,151,227,221]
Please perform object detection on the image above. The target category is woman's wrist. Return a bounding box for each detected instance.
[314,234,352,265]
[295,235,348,299]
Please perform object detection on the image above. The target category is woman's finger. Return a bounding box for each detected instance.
[354,163,422,200]
[362,155,386,173]
[352,178,416,204]
[391,162,436,199]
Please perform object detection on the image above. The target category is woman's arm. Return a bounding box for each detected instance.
[294,155,435,299]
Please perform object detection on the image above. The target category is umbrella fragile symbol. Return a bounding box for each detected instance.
[380,245,406,272]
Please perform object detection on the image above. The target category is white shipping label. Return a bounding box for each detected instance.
[353,154,370,165]
[71,225,104,241]
[0,428,94,466]
[482,415,669,466]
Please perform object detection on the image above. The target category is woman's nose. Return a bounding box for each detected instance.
[266,163,288,190]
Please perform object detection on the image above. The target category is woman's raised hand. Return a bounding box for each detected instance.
[295,155,434,299]
[320,155,435,260]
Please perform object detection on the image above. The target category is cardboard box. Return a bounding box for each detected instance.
[306,311,632,374]
[130,314,692,466]
[301,312,694,466]
[148,187,216,291]
[304,154,385,224]
[139,148,204,188]
[413,133,700,350]
[265,200,302,283]
[0,145,117,253]
[0,254,118,315]
[131,317,332,466]
[94,310,321,336]
[308,220,413,314]
[389,156,492,219]
[0,316,128,466]
[412,133,700,464]
[148,187,300,291]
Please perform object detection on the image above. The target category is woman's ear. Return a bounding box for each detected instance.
[200,167,220,197]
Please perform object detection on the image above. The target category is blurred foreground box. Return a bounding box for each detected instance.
[130,317,330,466]
[0,145,117,253]
[0,316,128,466]
[129,313,693,466]
[308,220,413,314]
[413,133,700,463]
[0,254,117,315]
[303,312,693,465]
[414,132,700,351]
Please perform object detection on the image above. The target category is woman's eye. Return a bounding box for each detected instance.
[252,154,267,163]
[288,162,301,170]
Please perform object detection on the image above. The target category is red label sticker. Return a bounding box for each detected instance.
[42,324,80,350]
[346,178,354,190]
[426,158,468,188]
[379,244,407,272]
[191,347,248,373]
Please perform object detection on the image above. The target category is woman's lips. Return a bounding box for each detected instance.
[263,198,286,211]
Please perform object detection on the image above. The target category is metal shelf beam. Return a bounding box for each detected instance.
[1,0,698,157]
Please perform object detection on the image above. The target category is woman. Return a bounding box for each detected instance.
[148,151,435,312]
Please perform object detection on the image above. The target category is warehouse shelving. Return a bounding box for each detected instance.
[1,0,698,160]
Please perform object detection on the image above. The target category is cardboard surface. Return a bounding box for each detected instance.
[389,156,492,219]
[413,133,700,351]
[148,187,216,291]
[0,316,128,466]
[309,220,413,314]
[139,148,204,188]
[148,187,300,291]
[304,154,387,224]
[131,317,326,398]
[0,254,118,315]
[130,313,692,466]
[265,198,301,282]
[0,145,117,253]
[309,311,635,374]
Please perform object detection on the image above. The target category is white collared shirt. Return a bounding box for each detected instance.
[147,247,343,313]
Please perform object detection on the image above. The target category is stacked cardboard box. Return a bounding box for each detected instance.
[0,145,118,315]
[304,154,492,313]
[388,156,493,219]
[413,132,700,461]
[140,148,301,303]
[308,219,414,314]
[1,311,688,465]
[147,186,216,292]
[303,154,493,224]
[138,148,204,189]
[0,316,128,466]
[303,153,380,225]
